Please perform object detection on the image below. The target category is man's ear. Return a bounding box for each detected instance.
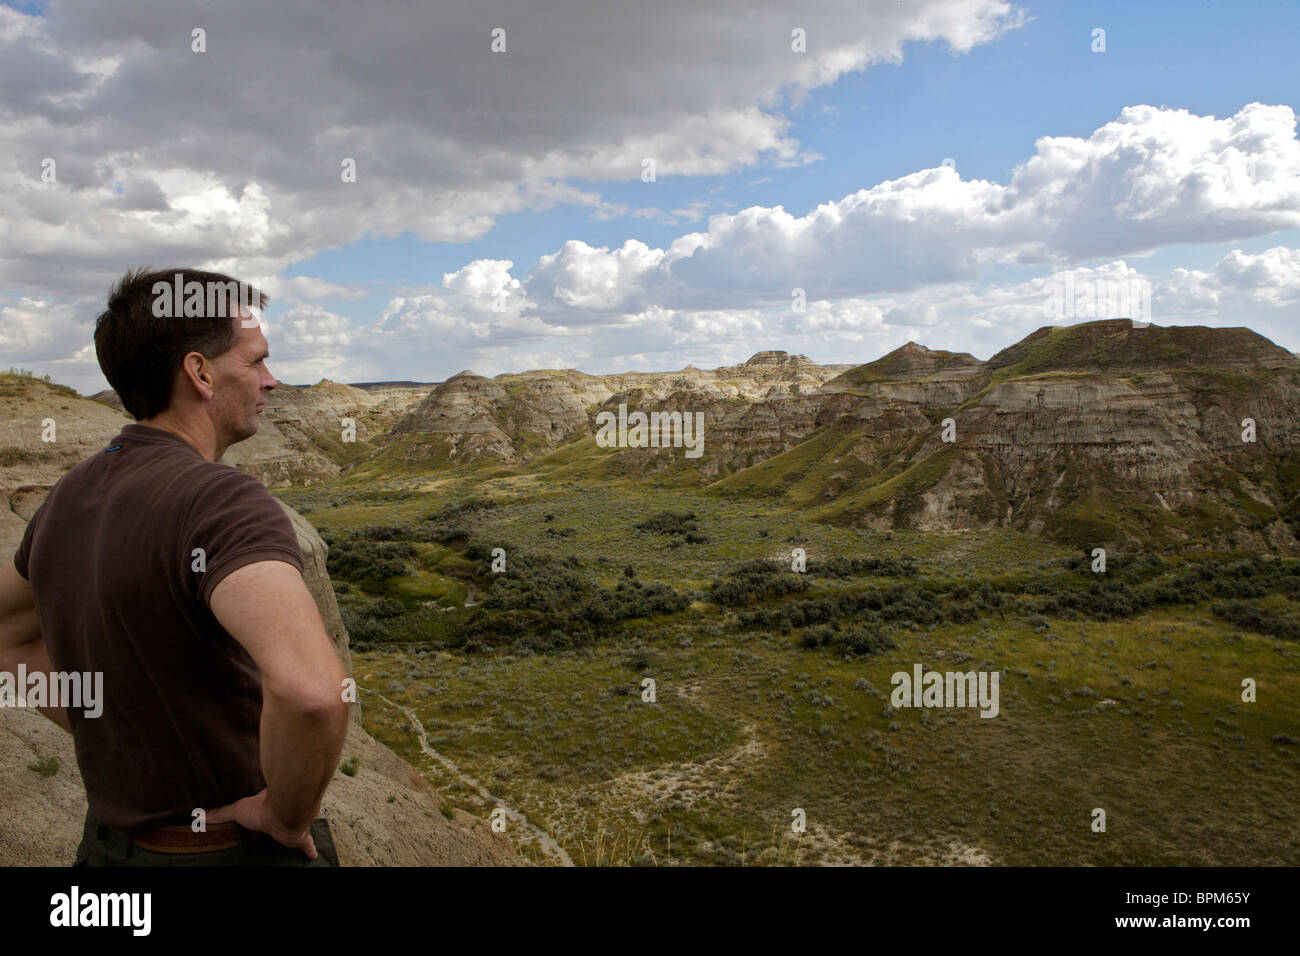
[181,352,215,400]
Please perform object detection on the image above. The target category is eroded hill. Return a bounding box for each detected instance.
[77,321,1300,552]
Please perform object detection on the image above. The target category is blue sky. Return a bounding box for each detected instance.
[1,0,1297,390]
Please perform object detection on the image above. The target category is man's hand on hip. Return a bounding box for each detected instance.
[207,788,318,860]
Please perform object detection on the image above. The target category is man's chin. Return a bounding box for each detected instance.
[230,420,259,444]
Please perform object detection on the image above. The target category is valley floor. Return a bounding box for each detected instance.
[276,478,1300,866]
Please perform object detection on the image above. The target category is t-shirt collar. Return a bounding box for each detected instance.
[118,423,206,458]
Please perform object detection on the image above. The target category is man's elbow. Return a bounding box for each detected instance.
[266,667,351,724]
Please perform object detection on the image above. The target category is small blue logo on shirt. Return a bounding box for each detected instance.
[105,445,122,452]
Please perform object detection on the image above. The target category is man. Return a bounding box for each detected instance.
[0,267,350,866]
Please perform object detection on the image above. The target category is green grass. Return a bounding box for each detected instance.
[809,444,960,524]
[321,478,1300,866]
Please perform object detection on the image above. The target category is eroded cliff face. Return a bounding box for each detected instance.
[360,327,1300,550]
[783,324,1300,551]
[220,380,434,487]
[0,381,519,866]
[381,352,855,468]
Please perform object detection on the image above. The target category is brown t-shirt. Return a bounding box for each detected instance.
[13,423,304,830]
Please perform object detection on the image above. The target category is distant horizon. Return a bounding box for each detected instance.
[51,317,1297,400]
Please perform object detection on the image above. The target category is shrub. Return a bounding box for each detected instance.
[711,560,809,606]
[634,511,700,535]
[371,597,408,619]
[1211,600,1300,640]
[363,525,414,541]
[327,536,418,584]
[800,626,834,649]
[831,626,897,657]
[452,549,688,652]
[341,608,390,643]
[813,556,918,578]
[423,497,498,523]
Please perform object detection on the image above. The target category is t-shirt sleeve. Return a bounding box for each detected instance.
[184,468,305,607]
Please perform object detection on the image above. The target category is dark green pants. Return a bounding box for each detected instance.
[73,810,340,867]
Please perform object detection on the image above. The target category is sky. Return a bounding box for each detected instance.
[1,0,1297,393]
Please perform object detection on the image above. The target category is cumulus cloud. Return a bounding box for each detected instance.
[275,305,352,351]
[0,0,1026,300]
[442,259,524,303]
[262,244,1300,387]
[0,298,58,355]
[1161,246,1300,313]
[773,250,1300,363]
[529,241,666,317]
[416,102,1299,331]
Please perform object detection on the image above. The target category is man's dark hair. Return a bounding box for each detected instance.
[94,267,268,420]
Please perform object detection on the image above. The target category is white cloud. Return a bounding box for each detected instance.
[9,1,1300,388]
[475,103,1300,324]
[1161,246,1300,312]
[0,297,60,354]
[0,0,1027,300]
[530,240,666,315]
[662,104,1300,301]
[669,309,765,346]
[442,259,522,301]
[275,305,352,351]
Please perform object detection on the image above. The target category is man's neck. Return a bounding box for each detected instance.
[135,412,226,462]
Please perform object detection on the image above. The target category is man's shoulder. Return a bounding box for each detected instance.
[185,465,303,604]
[184,462,291,527]
[188,459,277,497]
[134,438,278,515]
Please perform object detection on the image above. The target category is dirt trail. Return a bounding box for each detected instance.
[373,692,574,866]
[599,681,769,813]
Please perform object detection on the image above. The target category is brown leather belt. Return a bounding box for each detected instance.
[108,820,248,854]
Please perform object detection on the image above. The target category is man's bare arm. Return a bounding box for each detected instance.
[0,555,71,733]
[207,560,349,853]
